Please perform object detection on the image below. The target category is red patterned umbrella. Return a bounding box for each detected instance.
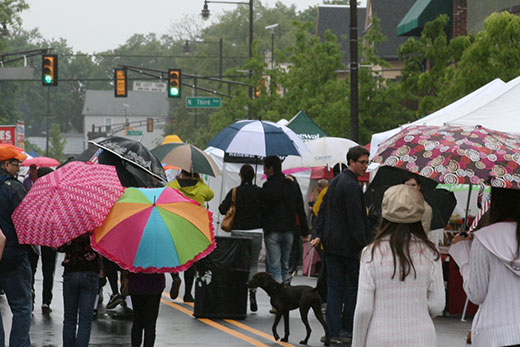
[372,125,520,189]
[12,161,125,247]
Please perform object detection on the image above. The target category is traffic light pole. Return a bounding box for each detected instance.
[45,88,50,156]
[194,76,198,127]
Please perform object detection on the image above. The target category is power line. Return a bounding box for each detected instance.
[0,75,249,83]
[60,53,249,59]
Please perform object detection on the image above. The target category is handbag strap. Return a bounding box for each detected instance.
[232,187,237,205]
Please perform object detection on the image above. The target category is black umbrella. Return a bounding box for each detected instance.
[365,166,457,230]
[89,137,167,186]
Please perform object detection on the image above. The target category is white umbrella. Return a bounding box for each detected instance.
[283,137,358,169]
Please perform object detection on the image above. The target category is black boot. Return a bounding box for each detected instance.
[249,289,258,312]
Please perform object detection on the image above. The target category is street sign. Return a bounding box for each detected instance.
[126,130,143,136]
[133,81,166,92]
[186,97,221,108]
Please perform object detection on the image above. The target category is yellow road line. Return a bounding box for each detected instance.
[160,297,270,347]
[161,292,295,347]
[224,319,296,347]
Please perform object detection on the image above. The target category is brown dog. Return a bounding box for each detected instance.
[247,272,330,346]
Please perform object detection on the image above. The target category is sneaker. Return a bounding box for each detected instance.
[183,293,194,303]
[106,294,123,309]
[42,303,52,314]
[170,277,182,300]
[249,290,258,312]
[321,335,351,344]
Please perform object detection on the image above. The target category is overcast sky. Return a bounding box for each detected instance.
[20,0,365,53]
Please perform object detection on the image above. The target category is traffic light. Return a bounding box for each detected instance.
[42,55,58,86]
[255,76,267,97]
[168,69,181,98]
[147,118,153,132]
[114,68,127,97]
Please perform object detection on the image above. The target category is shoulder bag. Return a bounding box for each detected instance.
[221,187,237,232]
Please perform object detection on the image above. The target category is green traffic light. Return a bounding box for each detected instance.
[170,87,179,96]
[44,75,53,84]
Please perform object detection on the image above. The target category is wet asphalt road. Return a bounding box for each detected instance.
[1,257,472,347]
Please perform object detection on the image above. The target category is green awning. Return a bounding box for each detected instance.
[287,110,328,142]
[397,0,452,36]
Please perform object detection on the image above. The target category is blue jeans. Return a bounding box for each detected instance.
[0,256,32,347]
[325,253,360,337]
[264,231,293,283]
[62,272,99,347]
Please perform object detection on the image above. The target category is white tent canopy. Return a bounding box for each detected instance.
[369,77,508,158]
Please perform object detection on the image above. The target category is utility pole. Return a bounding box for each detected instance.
[349,0,359,143]
[194,76,198,128]
[45,88,50,156]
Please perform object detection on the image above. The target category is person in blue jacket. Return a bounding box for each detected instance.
[0,146,32,347]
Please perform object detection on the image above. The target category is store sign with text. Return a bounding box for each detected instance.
[0,126,16,145]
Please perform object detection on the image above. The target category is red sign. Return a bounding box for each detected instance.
[0,126,16,145]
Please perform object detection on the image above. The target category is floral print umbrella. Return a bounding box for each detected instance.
[372,125,520,189]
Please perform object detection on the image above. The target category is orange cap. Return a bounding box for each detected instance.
[0,145,27,162]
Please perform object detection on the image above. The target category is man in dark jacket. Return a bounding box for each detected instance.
[311,145,371,343]
[0,146,32,347]
[261,156,309,285]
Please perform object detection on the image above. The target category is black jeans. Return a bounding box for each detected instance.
[130,293,161,347]
[41,246,57,305]
[103,257,121,296]
[288,231,301,276]
[325,253,360,336]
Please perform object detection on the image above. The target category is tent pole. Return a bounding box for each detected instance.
[254,156,258,185]
[462,184,473,236]
[216,161,228,235]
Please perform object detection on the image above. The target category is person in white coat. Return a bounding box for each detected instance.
[352,184,445,347]
[450,187,520,347]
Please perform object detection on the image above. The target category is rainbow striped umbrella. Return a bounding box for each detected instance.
[91,187,215,273]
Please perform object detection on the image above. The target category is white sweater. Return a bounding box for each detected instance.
[352,240,445,347]
[449,222,520,347]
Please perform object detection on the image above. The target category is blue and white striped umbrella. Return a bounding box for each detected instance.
[208,120,309,157]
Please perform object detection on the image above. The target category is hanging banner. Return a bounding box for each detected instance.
[16,122,25,150]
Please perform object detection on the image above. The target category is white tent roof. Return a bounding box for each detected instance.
[447,75,520,132]
[369,77,508,158]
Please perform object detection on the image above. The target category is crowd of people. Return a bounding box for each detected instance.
[1,143,520,347]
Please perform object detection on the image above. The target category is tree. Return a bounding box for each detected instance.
[357,16,415,143]
[47,123,65,162]
[398,14,471,117]
[444,11,520,100]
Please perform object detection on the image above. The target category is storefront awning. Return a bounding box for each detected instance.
[397,0,452,37]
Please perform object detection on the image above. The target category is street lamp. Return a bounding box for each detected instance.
[264,23,278,69]
[183,38,224,81]
[201,0,254,118]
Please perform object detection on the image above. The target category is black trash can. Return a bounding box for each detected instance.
[194,236,252,319]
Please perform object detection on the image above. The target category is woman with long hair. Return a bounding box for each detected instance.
[352,184,445,347]
[450,187,520,347]
[218,164,262,311]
